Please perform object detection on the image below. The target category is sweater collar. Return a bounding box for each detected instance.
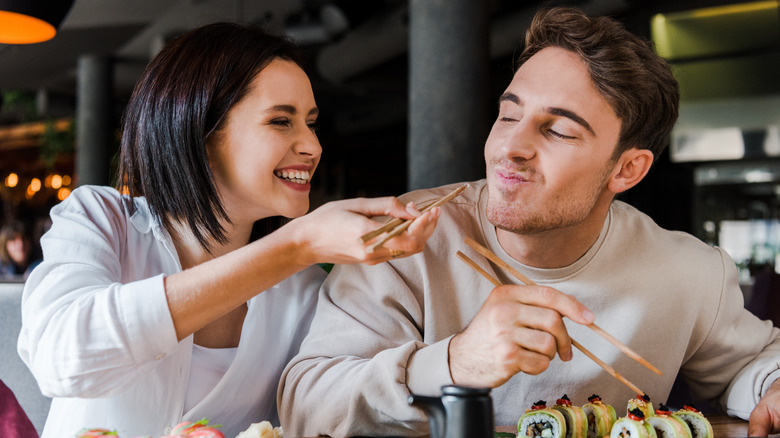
[476,181,612,284]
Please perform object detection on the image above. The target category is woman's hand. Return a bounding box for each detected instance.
[288,196,441,266]
[164,195,439,341]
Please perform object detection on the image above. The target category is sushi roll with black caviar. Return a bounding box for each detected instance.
[627,393,654,419]
[646,404,692,438]
[610,408,658,438]
[552,395,588,438]
[582,394,617,438]
[519,400,568,438]
[671,406,713,438]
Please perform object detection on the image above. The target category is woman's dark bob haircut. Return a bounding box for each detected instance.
[117,22,305,251]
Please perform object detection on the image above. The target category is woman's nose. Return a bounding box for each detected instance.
[294,129,322,158]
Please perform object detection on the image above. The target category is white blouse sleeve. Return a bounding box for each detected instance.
[17,186,180,398]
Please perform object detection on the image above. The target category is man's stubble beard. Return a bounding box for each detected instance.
[485,161,615,235]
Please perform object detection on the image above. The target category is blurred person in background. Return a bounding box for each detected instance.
[0,221,39,279]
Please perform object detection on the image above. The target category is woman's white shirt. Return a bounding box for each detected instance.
[17,185,324,438]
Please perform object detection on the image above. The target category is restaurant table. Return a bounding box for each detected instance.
[295,414,776,437]
[493,414,772,437]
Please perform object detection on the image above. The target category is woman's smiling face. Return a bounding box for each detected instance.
[207,58,322,226]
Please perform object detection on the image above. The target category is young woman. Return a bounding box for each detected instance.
[0,221,36,279]
[17,22,439,438]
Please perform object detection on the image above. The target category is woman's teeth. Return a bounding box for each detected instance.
[275,170,310,184]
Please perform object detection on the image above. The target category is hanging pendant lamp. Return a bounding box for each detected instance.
[0,0,75,44]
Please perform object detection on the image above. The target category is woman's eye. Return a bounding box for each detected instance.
[270,118,291,127]
[307,121,319,132]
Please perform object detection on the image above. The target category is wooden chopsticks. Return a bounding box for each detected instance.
[455,250,645,395]
[361,184,469,253]
[457,238,662,396]
[463,237,662,376]
[457,251,646,394]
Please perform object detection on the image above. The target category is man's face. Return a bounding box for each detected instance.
[484,46,622,234]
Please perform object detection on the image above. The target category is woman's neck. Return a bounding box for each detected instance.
[169,219,253,269]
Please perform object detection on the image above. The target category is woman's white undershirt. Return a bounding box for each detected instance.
[184,344,238,413]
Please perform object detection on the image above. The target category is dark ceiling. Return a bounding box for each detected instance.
[0,0,757,97]
[0,0,770,227]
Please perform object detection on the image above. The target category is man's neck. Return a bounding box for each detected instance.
[496,202,611,269]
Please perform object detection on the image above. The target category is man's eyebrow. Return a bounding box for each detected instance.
[547,107,595,136]
[498,92,519,105]
[267,105,320,117]
[498,92,596,136]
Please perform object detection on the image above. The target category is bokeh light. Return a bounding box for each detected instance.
[5,173,18,188]
[57,187,71,201]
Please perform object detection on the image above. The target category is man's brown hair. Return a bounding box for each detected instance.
[518,7,679,160]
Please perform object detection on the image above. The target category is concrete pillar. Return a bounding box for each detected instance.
[408,0,490,190]
[76,55,114,187]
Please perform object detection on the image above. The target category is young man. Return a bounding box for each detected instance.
[279,7,780,437]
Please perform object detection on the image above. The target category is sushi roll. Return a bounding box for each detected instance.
[646,404,692,438]
[582,394,617,438]
[552,395,588,438]
[671,406,713,438]
[75,430,117,437]
[610,408,658,438]
[162,418,225,438]
[627,394,654,419]
[518,400,568,438]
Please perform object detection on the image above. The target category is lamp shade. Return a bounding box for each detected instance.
[0,0,75,44]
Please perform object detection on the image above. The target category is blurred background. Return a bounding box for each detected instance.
[1,0,780,431]
[0,0,779,283]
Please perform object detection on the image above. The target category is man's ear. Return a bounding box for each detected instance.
[607,148,654,194]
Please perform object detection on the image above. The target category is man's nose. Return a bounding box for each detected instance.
[501,119,539,161]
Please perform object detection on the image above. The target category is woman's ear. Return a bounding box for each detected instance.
[607,148,654,194]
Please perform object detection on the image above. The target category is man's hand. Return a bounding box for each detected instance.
[448,283,594,388]
[749,379,780,437]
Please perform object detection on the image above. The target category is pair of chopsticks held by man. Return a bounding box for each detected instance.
[16,5,780,438]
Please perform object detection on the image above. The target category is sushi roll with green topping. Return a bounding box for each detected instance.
[646,404,692,438]
[582,394,617,438]
[519,400,568,438]
[610,408,658,438]
[553,395,588,438]
[671,406,713,438]
[627,394,654,419]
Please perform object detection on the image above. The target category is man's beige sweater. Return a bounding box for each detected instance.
[279,180,780,437]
